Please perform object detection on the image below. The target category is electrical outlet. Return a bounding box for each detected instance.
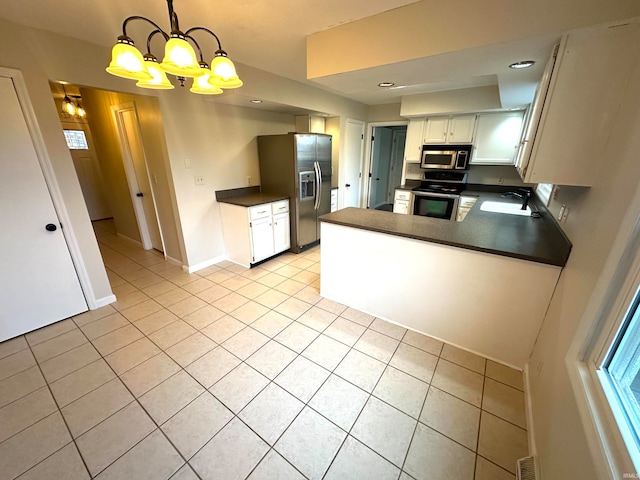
[558,204,566,221]
[194,175,205,186]
[497,177,504,184]
[247,176,252,186]
[560,206,570,224]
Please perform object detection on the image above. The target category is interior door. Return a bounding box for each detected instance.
[387,129,406,203]
[343,119,364,208]
[369,127,392,209]
[63,122,112,221]
[114,106,163,252]
[0,76,87,341]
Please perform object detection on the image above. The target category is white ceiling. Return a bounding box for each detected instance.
[0,0,563,109]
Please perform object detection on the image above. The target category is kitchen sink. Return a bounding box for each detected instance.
[480,201,532,216]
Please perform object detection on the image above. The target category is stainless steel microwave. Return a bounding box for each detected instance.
[420,145,471,170]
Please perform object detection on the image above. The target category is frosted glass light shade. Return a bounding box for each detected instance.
[106,42,151,80]
[160,37,201,77]
[62,97,76,115]
[190,70,223,95]
[137,60,174,89]
[210,55,237,80]
[209,74,243,89]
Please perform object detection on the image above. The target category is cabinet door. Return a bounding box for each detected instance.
[273,213,290,254]
[393,200,409,214]
[449,115,476,143]
[403,118,425,162]
[424,117,449,143]
[471,112,524,165]
[250,216,275,263]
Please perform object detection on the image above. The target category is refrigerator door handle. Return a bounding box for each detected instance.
[314,161,321,210]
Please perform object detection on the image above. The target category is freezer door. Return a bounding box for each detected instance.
[295,135,320,248]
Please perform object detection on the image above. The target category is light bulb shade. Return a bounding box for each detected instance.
[190,70,223,95]
[209,74,243,89]
[106,42,151,80]
[136,60,175,89]
[76,106,86,118]
[62,97,76,115]
[210,54,237,80]
[160,37,201,77]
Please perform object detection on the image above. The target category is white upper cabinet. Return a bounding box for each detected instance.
[403,118,426,163]
[424,115,476,144]
[448,115,476,143]
[471,112,524,165]
[423,117,449,143]
[517,23,640,186]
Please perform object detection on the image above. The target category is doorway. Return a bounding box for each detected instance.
[112,103,164,253]
[342,119,365,208]
[366,125,407,210]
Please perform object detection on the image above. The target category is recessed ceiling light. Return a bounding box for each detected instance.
[378,82,395,87]
[250,99,262,104]
[509,60,536,69]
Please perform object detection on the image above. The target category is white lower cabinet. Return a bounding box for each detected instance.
[220,199,290,267]
[393,189,412,214]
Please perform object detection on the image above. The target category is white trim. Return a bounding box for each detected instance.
[523,363,537,456]
[185,254,226,273]
[111,103,166,253]
[363,121,409,208]
[165,255,183,267]
[567,177,640,479]
[94,294,116,308]
[0,67,99,309]
[116,232,143,248]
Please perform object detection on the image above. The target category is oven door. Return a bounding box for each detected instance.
[412,192,460,220]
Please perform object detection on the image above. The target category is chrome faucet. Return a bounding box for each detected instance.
[501,188,531,210]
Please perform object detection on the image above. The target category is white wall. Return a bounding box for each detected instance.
[527,33,640,480]
[400,86,502,117]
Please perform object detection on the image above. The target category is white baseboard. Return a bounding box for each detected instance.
[523,363,537,456]
[185,254,226,273]
[165,255,183,267]
[93,294,116,309]
[117,233,143,248]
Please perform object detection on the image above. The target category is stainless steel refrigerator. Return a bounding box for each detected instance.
[257,133,332,253]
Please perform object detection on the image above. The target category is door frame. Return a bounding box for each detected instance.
[111,102,165,252]
[0,67,102,307]
[339,118,366,208]
[363,121,408,208]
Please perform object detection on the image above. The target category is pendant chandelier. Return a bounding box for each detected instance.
[61,85,86,118]
[106,0,242,95]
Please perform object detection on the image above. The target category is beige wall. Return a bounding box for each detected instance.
[307,0,640,77]
[400,86,502,117]
[527,40,640,479]
[81,87,184,262]
[368,103,403,122]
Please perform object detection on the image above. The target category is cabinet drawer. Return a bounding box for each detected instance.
[394,190,412,201]
[271,200,289,215]
[249,204,271,221]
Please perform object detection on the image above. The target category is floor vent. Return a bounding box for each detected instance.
[517,455,538,480]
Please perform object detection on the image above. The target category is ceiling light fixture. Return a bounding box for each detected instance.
[509,60,536,69]
[73,96,87,118]
[250,99,263,104]
[106,0,242,94]
[378,82,395,87]
[61,85,76,116]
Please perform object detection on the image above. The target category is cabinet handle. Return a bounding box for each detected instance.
[258,210,266,214]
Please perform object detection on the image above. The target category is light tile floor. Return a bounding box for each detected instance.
[0,220,528,479]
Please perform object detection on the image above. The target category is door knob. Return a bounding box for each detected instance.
[136,192,144,197]
[45,223,57,232]
[376,178,380,181]
[345,184,351,187]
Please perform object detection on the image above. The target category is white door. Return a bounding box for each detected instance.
[343,119,365,208]
[250,217,275,263]
[368,127,392,209]
[63,122,112,220]
[112,105,163,252]
[0,76,87,341]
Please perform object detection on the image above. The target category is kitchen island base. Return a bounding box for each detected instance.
[320,222,561,368]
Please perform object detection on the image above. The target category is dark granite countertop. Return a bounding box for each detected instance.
[217,192,288,207]
[319,191,572,266]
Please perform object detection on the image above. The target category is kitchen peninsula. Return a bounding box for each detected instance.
[319,197,571,368]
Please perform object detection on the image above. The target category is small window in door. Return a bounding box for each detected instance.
[63,129,89,150]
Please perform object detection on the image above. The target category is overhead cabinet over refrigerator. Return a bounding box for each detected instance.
[258,133,332,252]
